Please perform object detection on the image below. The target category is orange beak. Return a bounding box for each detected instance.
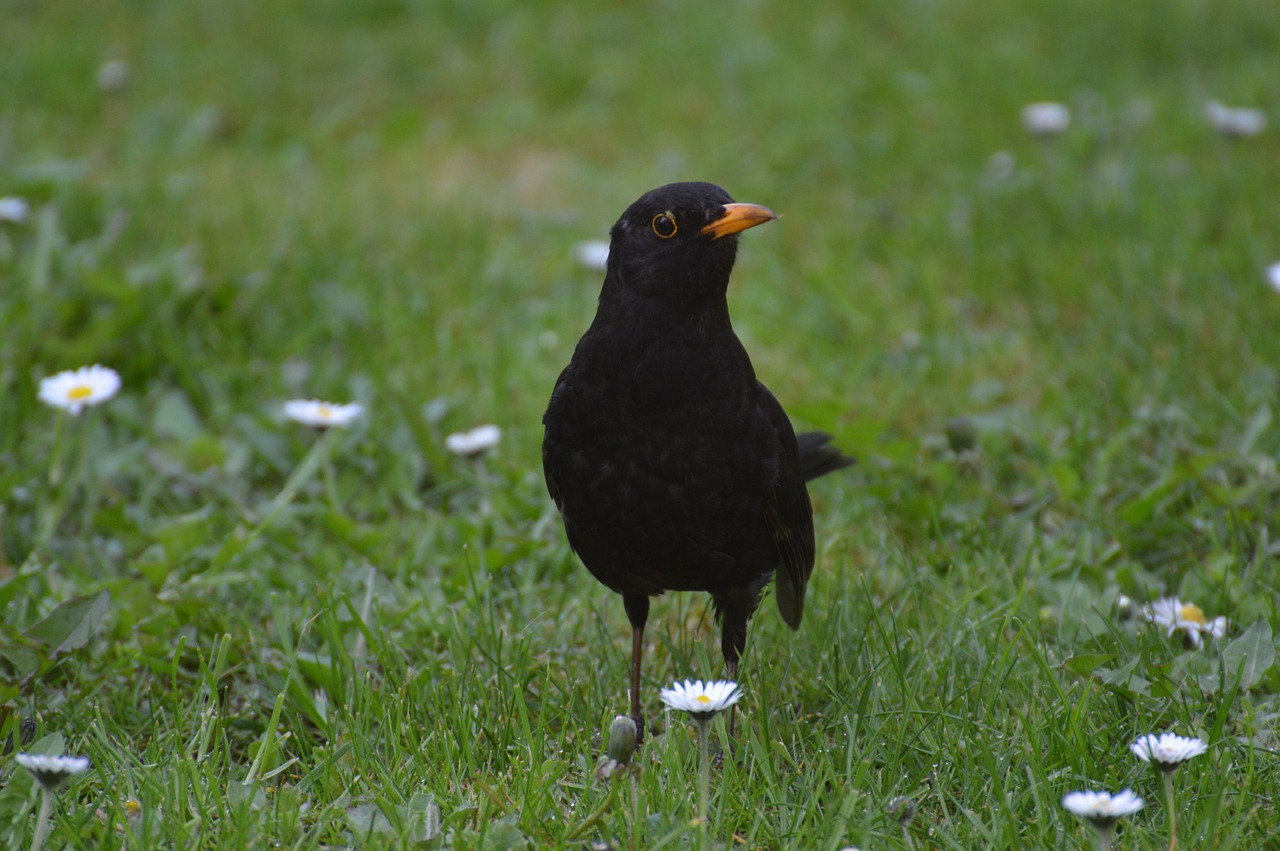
[700,202,778,240]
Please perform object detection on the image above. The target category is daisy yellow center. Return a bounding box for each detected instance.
[695,694,711,704]
[317,405,332,418]
[67,385,94,400]
[1179,604,1206,625]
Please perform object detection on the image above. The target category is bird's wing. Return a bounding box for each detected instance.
[757,384,816,630]
[541,366,572,511]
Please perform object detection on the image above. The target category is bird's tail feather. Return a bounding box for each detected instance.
[796,431,856,481]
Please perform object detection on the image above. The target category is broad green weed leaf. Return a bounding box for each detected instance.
[24,591,111,657]
[1222,619,1274,691]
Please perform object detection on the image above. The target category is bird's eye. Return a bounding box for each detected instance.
[651,212,678,238]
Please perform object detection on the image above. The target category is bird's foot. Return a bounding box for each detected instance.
[632,713,646,747]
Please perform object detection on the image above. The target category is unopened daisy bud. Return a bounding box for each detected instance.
[606,715,637,766]
[945,417,977,453]
[886,795,916,825]
[1115,594,1134,620]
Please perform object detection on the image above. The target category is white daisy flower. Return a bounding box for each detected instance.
[445,424,501,457]
[1021,102,1071,136]
[1141,597,1227,648]
[283,399,363,429]
[0,195,30,223]
[1265,262,1280,294]
[15,753,92,790]
[97,59,129,92]
[1205,100,1267,137]
[659,679,742,718]
[985,149,1017,181]
[1131,733,1207,769]
[573,240,610,273]
[1062,789,1145,828]
[37,365,122,414]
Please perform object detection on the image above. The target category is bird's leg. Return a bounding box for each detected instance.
[720,608,748,739]
[623,593,651,744]
[629,624,645,742]
[726,656,739,738]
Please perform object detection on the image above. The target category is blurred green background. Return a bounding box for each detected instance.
[2,0,1278,847]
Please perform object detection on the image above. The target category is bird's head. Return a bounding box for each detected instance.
[603,182,777,306]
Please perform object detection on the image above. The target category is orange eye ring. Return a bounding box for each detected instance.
[651,212,677,238]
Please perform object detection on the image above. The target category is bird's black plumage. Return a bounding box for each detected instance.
[542,182,852,735]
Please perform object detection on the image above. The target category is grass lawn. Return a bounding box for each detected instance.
[2,0,1279,847]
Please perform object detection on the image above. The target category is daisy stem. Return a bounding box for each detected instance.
[630,773,640,851]
[47,411,70,488]
[563,781,619,841]
[475,457,493,520]
[1162,769,1177,851]
[696,717,710,851]
[322,454,340,513]
[263,428,338,520]
[32,414,78,557]
[351,563,376,666]
[28,788,53,851]
[226,428,340,564]
[74,414,101,542]
[1094,824,1112,851]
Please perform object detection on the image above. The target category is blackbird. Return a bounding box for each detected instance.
[542,182,852,735]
